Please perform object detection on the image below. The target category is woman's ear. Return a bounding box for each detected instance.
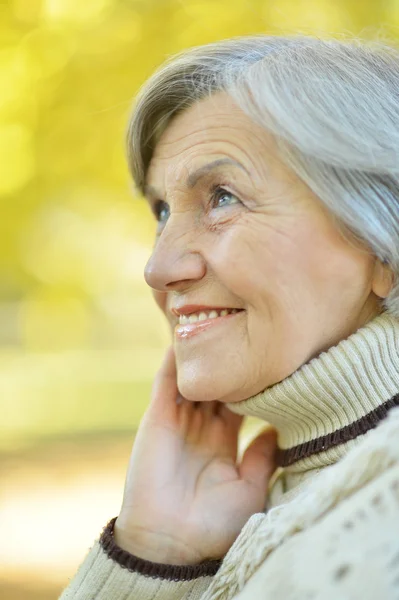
[371,258,395,299]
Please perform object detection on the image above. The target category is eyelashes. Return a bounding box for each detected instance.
[153,184,242,224]
[209,184,241,210]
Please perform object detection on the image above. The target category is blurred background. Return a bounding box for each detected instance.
[1,0,398,598]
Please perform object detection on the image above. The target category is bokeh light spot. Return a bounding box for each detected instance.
[43,0,113,25]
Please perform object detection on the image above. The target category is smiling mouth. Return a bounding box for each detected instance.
[178,307,240,324]
[175,308,244,339]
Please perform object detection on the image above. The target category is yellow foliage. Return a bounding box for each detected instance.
[0,0,397,444]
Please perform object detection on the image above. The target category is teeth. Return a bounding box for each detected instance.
[178,308,241,325]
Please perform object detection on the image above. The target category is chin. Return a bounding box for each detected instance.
[176,368,245,404]
[177,375,220,402]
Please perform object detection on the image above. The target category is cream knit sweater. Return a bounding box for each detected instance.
[60,312,399,600]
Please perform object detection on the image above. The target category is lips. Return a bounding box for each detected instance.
[172,304,242,316]
[174,307,244,340]
[178,308,239,324]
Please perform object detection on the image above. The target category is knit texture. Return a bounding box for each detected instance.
[59,311,399,599]
[100,517,222,580]
[227,312,399,473]
[201,406,399,600]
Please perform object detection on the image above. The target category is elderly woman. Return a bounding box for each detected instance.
[61,35,399,600]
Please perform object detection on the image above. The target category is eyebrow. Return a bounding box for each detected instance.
[144,158,250,199]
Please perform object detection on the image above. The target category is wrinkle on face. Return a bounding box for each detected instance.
[147,107,274,203]
[142,91,385,404]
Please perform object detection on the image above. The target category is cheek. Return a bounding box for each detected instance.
[207,220,301,297]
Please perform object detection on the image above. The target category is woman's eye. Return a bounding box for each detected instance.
[210,186,241,209]
[154,200,170,223]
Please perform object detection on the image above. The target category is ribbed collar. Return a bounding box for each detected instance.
[227,312,399,473]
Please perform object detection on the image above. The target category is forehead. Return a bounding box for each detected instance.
[146,92,271,188]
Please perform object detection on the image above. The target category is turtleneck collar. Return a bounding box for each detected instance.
[226,311,399,473]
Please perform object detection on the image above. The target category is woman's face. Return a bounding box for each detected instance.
[143,92,390,403]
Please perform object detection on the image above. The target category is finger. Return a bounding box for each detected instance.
[185,401,204,444]
[194,401,219,444]
[239,428,278,491]
[201,400,218,419]
[198,404,243,459]
[218,403,245,432]
[179,397,198,436]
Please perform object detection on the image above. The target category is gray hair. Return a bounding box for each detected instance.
[126,35,399,317]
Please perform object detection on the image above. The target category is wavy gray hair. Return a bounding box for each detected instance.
[126,35,399,317]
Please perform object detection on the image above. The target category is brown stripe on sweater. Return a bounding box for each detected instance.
[100,517,222,580]
[277,392,399,467]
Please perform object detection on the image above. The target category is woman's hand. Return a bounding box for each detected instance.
[114,346,277,565]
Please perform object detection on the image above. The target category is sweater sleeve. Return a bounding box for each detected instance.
[59,518,221,600]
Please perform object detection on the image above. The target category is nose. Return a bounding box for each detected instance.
[144,217,206,292]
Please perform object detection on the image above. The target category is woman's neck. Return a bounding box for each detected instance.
[227,311,399,473]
